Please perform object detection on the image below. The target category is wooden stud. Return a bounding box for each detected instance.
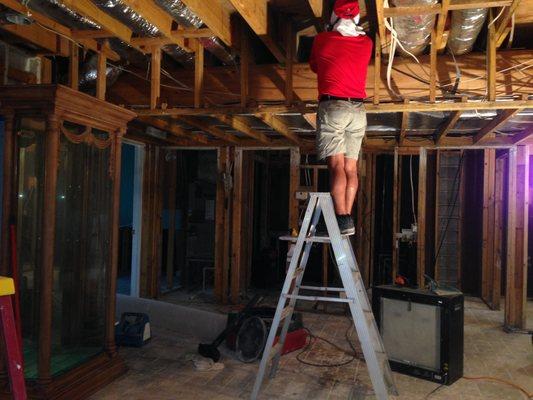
[240,28,250,108]
[96,52,107,101]
[285,20,295,106]
[230,148,244,303]
[289,148,300,231]
[375,0,387,52]
[487,9,497,102]
[373,34,381,106]
[417,147,427,288]
[194,41,204,108]
[495,0,521,46]
[481,148,496,307]
[492,155,505,310]
[392,148,400,281]
[214,147,228,302]
[69,42,79,90]
[505,145,529,329]
[165,151,177,290]
[150,46,161,110]
[434,0,450,50]
[399,99,410,145]
[429,29,437,103]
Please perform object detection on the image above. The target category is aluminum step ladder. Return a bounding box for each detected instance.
[250,192,398,400]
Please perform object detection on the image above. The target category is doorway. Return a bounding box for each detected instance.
[117,142,144,296]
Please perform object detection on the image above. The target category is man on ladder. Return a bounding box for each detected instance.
[310,0,372,235]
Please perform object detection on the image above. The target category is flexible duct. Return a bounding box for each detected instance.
[390,0,437,56]
[447,9,487,55]
[155,0,235,65]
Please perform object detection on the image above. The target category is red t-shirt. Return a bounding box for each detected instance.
[310,31,373,99]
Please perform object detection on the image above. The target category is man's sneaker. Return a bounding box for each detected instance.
[337,214,355,236]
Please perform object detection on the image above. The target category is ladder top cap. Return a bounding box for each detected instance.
[0,277,15,296]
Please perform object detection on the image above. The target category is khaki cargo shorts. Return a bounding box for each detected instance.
[316,100,367,160]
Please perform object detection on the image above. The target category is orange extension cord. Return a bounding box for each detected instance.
[463,376,533,399]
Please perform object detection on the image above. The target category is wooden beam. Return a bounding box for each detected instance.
[285,20,295,105]
[474,108,522,143]
[150,46,161,110]
[179,0,232,46]
[60,0,132,44]
[165,151,177,290]
[0,23,67,56]
[487,9,497,102]
[40,56,52,84]
[217,115,272,144]
[492,155,504,310]
[256,113,301,145]
[495,0,521,46]
[139,116,210,144]
[435,109,463,144]
[429,28,437,102]
[240,27,250,108]
[505,145,529,329]
[194,41,204,108]
[71,29,113,39]
[307,0,323,17]
[176,116,241,145]
[375,0,387,52]
[228,0,267,36]
[96,51,107,100]
[69,42,79,90]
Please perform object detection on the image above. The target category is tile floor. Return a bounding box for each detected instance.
[91,298,533,400]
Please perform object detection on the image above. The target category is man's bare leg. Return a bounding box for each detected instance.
[344,157,358,215]
[327,154,347,215]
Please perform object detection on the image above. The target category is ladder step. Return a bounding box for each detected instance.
[284,294,354,304]
[299,285,345,292]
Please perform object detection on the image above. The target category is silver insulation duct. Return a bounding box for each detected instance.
[155,0,235,65]
[390,0,437,56]
[447,9,487,55]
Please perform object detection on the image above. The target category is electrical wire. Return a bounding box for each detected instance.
[463,376,533,399]
[296,322,360,367]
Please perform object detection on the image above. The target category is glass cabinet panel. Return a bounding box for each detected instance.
[16,117,46,379]
[51,130,112,375]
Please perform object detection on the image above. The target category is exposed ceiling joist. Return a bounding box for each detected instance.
[178,0,232,46]
[139,116,210,145]
[217,115,272,144]
[0,23,68,56]
[0,0,120,60]
[256,113,301,144]
[307,0,323,18]
[176,116,242,145]
[120,0,192,52]
[60,0,133,44]
[435,111,463,144]
[228,0,267,36]
[473,108,523,143]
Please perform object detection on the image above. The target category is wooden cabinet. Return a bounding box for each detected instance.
[0,85,136,399]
